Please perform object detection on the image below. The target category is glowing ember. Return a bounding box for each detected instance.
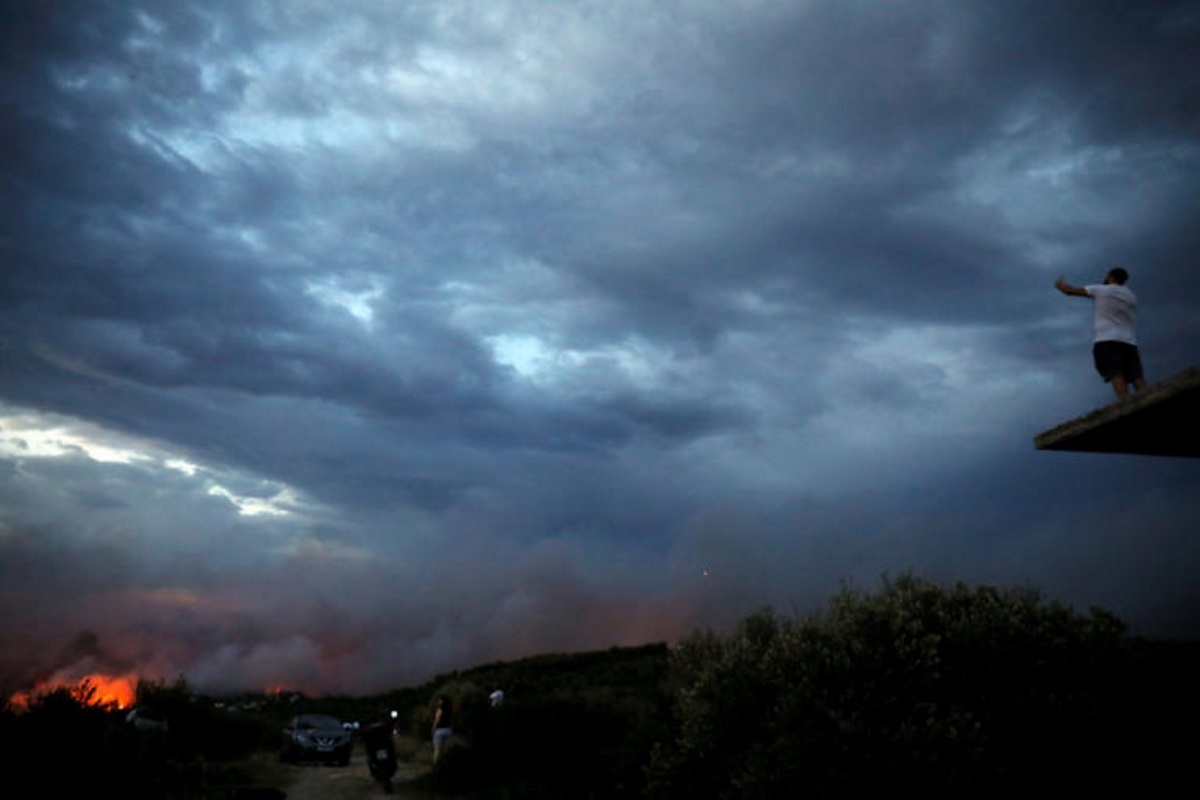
[8,672,139,712]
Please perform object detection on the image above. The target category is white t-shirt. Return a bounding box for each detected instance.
[1085,283,1138,344]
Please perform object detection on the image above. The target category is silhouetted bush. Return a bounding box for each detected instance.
[1,677,275,799]
[415,646,672,798]
[3,684,125,796]
[645,574,1172,800]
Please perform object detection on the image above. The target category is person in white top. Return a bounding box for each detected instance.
[1055,267,1148,399]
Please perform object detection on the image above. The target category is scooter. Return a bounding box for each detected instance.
[363,720,398,793]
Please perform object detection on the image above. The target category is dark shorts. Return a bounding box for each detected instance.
[1092,341,1143,383]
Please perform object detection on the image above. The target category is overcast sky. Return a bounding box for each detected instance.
[3,0,1199,697]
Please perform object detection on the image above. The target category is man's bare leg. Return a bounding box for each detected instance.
[1133,378,1148,393]
[1111,376,1129,399]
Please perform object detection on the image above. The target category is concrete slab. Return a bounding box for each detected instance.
[1033,364,1200,458]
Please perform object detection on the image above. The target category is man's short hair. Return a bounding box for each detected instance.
[1108,267,1129,284]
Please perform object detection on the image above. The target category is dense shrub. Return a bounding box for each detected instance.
[2,677,275,799]
[2,684,125,795]
[645,575,1147,799]
[416,646,672,798]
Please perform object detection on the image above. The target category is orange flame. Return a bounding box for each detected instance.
[8,672,139,712]
[80,673,138,709]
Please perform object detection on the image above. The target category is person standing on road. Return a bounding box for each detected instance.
[1055,267,1148,399]
[431,694,454,764]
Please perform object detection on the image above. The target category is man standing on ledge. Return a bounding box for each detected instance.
[1055,267,1148,399]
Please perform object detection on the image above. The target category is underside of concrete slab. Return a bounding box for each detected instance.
[1034,364,1200,458]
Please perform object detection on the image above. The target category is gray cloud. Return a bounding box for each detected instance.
[2,0,1198,696]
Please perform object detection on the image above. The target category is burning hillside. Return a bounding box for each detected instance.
[8,671,139,712]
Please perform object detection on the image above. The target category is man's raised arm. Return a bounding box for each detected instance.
[1055,277,1088,297]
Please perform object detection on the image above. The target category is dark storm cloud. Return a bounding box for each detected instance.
[2,1,1198,695]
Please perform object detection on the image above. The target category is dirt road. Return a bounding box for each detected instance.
[281,751,432,800]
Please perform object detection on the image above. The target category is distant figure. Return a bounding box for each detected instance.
[489,688,505,708]
[431,694,454,763]
[1055,268,1148,399]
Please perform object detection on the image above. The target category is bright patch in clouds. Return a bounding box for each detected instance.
[305,277,385,327]
[489,333,555,377]
[0,410,153,464]
[0,407,307,519]
[207,484,298,518]
[489,333,667,390]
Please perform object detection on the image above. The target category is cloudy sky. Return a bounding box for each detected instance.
[3,0,1199,697]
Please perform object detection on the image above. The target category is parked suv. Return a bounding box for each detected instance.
[281,714,352,765]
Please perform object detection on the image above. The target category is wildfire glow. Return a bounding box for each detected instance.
[8,672,139,712]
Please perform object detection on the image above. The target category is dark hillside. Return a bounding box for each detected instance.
[5,582,1197,800]
[401,643,672,798]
